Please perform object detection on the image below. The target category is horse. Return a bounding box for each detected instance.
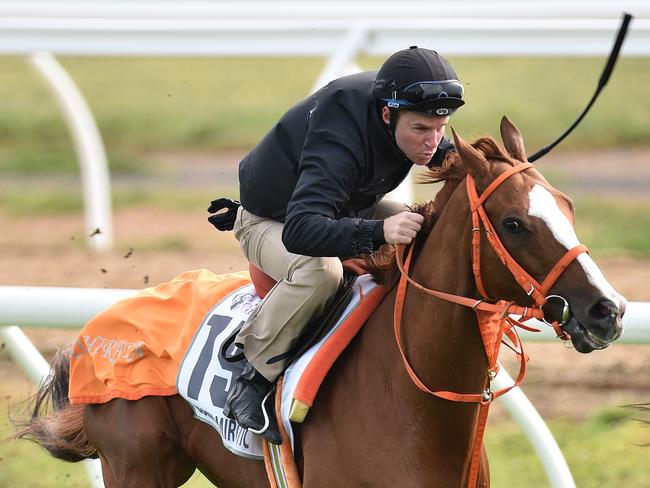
[15,117,626,487]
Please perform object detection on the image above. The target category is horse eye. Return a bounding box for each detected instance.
[502,218,523,233]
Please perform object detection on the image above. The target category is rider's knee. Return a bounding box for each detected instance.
[290,256,343,295]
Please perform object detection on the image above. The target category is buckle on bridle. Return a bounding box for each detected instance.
[481,388,493,404]
[472,299,485,311]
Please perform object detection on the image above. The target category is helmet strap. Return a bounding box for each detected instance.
[377,102,408,161]
[388,107,399,133]
[382,105,410,162]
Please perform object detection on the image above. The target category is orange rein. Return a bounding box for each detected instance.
[393,162,588,488]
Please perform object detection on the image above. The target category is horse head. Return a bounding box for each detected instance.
[450,117,626,353]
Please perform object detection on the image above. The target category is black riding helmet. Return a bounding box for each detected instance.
[373,46,464,117]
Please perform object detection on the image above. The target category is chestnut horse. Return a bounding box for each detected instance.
[17,118,626,487]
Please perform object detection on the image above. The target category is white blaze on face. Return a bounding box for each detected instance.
[527,184,618,299]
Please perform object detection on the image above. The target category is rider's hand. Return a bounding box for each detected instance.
[383,211,424,244]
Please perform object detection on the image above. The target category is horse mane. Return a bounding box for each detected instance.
[364,136,513,287]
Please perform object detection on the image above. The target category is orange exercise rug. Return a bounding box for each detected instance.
[68,269,251,405]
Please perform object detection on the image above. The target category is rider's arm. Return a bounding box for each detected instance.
[282,136,385,258]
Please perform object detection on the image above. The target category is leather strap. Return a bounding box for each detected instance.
[395,245,544,320]
[540,244,589,296]
[467,403,490,486]
[470,163,533,211]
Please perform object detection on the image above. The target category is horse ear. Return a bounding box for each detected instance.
[499,116,527,162]
[450,126,489,179]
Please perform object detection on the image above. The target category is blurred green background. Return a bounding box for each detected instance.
[0,55,648,174]
[1,55,649,257]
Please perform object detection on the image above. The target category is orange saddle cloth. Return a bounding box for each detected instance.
[68,269,251,405]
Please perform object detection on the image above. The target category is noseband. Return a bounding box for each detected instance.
[394,162,588,488]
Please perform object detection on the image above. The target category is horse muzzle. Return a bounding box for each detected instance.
[544,294,626,353]
[567,295,626,353]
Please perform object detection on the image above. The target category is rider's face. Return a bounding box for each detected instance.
[382,107,449,166]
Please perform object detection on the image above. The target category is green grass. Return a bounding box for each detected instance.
[440,56,650,151]
[0,400,89,488]
[0,187,238,216]
[486,406,650,487]
[575,198,650,258]
[0,150,154,175]
[0,56,648,174]
[0,56,324,174]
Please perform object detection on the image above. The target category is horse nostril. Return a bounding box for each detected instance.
[589,299,618,323]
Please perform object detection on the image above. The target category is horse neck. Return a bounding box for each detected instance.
[405,183,489,388]
[386,183,490,474]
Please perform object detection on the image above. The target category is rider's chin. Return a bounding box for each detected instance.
[416,154,433,165]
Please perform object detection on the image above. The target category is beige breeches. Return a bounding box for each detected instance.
[233,199,408,381]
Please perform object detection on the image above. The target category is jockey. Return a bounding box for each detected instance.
[209,46,464,444]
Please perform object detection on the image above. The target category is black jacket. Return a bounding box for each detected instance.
[238,72,413,259]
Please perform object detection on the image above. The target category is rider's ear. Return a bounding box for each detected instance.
[381,106,391,125]
[451,127,489,180]
[499,116,527,163]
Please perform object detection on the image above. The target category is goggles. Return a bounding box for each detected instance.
[382,79,464,113]
[401,79,464,103]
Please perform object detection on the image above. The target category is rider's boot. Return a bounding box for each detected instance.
[223,362,282,445]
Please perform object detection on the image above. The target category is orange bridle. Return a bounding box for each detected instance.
[393,162,588,488]
[466,163,588,329]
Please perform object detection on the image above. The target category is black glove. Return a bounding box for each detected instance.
[207,198,241,231]
[427,137,455,169]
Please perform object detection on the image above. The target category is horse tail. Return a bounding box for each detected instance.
[14,349,97,462]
